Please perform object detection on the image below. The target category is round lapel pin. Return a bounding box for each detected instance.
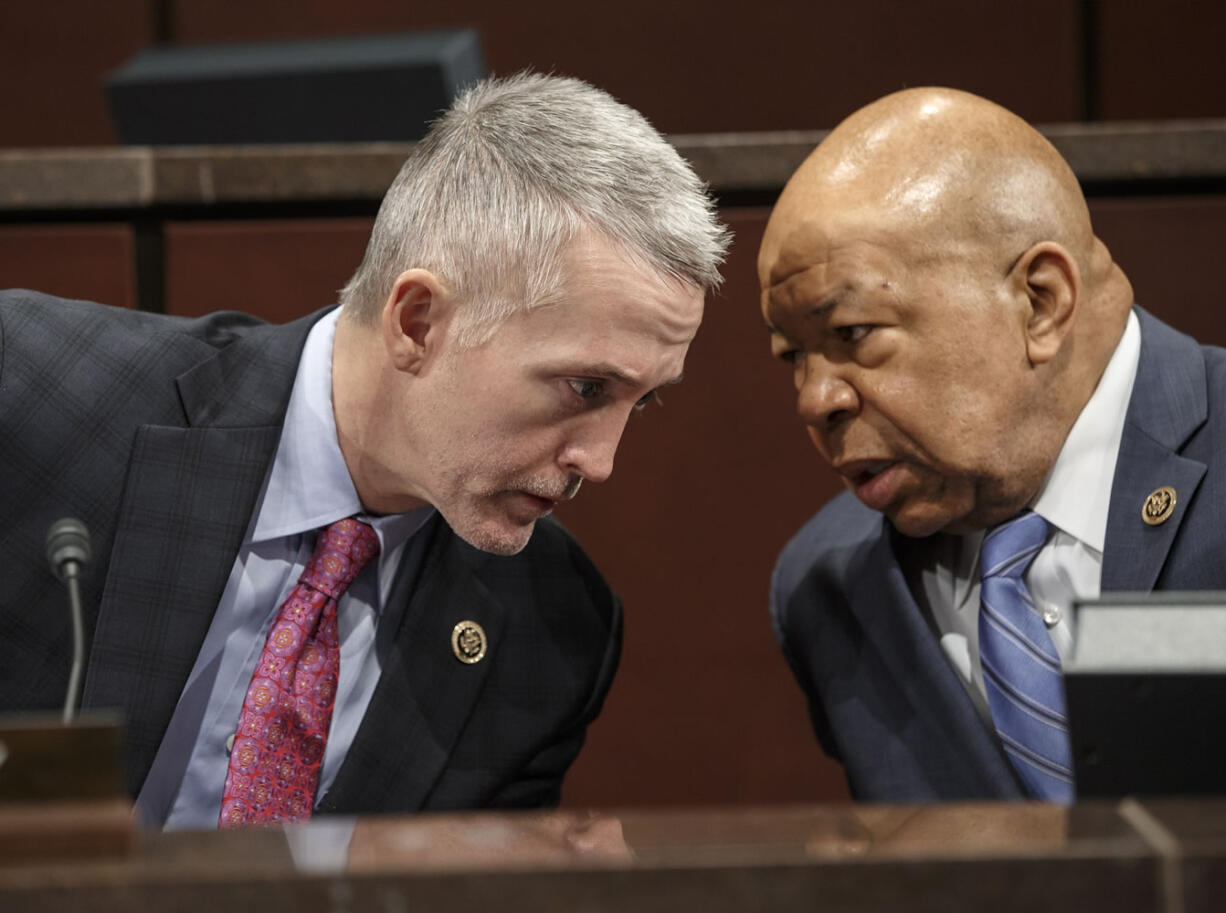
[1141,486,1177,526]
[451,620,488,664]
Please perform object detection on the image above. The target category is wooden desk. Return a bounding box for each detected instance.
[2,800,1223,912]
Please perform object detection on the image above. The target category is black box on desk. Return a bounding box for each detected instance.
[1067,592,1226,798]
[106,30,486,145]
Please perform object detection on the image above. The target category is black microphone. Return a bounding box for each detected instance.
[46,518,91,723]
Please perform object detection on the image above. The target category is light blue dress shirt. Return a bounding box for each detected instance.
[134,309,434,829]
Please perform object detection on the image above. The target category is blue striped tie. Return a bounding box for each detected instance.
[978,512,1074,802]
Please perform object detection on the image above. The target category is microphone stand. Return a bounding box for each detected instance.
[61,555,86,723]
[44,518,91,723]
[0,519,131,862]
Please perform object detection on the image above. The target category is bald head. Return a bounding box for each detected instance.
[759,88,1135,535]
[763,88,1101,288]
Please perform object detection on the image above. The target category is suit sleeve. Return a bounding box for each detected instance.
[771,545,844,765]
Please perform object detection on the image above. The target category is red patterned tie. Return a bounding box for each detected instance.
[219,517,380,827]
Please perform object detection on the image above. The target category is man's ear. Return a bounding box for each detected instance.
[1011,241,1080,365]
[381,269,453,373]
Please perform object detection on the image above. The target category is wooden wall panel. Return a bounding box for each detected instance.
[0,1,153,147]
[0,225,135,308]
[163,219,373,321]
[1089,197,1226,346]
[557,210,847,806]
[169,0,1082,131]
[5,1,1226,149]
[1097,1,1226,119]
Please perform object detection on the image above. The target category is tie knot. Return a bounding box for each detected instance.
[980,511,1049,581]
[301,517,380,598]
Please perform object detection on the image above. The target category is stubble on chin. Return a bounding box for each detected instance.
[442,493,537,556]
[437,467,581,556]
[463,528,534,556]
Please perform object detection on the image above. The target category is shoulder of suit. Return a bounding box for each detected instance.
[0,288,266,355]
[773,491,884,599]
[0,288,330,358]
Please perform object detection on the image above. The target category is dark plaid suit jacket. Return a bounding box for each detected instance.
[0,289,621,814]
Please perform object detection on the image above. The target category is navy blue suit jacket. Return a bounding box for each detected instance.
[0,290,621,814]
[771,308,1226,800]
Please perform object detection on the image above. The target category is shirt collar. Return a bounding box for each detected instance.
[252,309,433,548]
[1031,309,1141,552]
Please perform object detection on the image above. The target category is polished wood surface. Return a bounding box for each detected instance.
[0,713,124,802]
[2,119,1225,211]
[2,801,1222,912]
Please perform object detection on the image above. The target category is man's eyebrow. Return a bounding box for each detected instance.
[807,284,854,318]
[581,363,643,386]
[769,275,849,320]
[807,299,837,320]
[764,295,841,336]
[551,363,686,389]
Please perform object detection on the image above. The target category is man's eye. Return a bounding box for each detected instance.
[567,379,604,400]
[835,325,872,344]
[776,348,801,365]
[633,391,662,411]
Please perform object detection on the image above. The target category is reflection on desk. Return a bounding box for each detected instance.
[2,801,1222,912]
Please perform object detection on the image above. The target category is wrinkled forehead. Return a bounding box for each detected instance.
[759,214,835,290]
[759,199,902,303]
[760,172,981,308]
[758,156,883,286]
[759,219,895,328]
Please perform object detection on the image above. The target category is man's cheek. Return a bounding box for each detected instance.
[806,427,834,461]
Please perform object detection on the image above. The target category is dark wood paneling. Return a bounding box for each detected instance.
[0,2,153,147]
[0,225,135,308]
[1089,197,1226,346]
[7,1,1226,149]
[163,218,372,320]
[1098,1,1226,119]
[558,210,848,806]
[170,0,1081,132]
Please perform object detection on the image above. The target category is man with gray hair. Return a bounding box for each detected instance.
[0,72,729,827]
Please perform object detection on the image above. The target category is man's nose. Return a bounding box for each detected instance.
[796,355,860,430]
[559,413,627,484]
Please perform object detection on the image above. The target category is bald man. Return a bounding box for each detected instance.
[760,87,1226,802]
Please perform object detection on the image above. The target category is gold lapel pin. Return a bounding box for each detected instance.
[1141,486,1177,526]
[451,620,488,664]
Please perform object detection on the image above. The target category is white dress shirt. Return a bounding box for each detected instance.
[135,309,434,828]
[910,311,1141,722]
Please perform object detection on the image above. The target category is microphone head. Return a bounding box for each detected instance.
[46,517,91,579]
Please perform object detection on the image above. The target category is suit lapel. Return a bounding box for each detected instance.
[1102,309,1208,591]
[319,520,506,814]
[847,523,1023,796]
[833,310,1206,796]
[82,310,323,794]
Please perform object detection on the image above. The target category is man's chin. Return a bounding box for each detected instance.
[860,470,985,537]
[449,516,537,556]
[883,503,964,539]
